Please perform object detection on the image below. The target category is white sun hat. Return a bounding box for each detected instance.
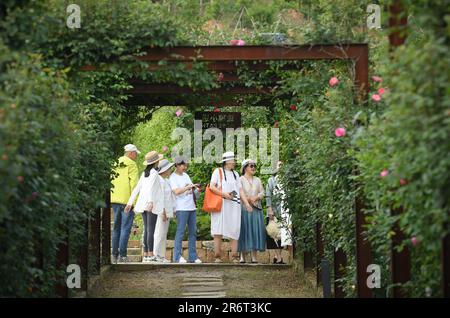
[221,151,235,163]
[240,158,256,174]
[124,144,141,154]
[158,159,174,174]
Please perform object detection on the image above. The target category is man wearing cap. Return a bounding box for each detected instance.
[110,144,140,263]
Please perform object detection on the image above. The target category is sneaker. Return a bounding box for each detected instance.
[214,258,223,263]
[178,256,187,264]
[148,255,158,262]
[118,256,129,263]
[193,258,202,264]
[112,255,119,264]
[142,256,150,263]
[155,256,170,263]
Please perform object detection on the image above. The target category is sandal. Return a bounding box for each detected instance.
[232,257,240,264]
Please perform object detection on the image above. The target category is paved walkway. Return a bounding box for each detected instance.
[89,264,316,298]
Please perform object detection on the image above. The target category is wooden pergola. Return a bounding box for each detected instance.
[96,43,374,297]
[83,44,369,106]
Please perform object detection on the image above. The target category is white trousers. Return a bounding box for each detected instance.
[153,214,170,258]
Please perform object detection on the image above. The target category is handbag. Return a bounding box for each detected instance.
[202,168,223,213]
[266,216,281,243]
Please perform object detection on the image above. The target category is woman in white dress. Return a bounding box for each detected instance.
[209,151,253,263]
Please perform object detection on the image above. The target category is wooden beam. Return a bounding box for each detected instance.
[128,84,275,95]
[136,44,368,62]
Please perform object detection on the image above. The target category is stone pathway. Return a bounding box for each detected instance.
[89,264,316,298]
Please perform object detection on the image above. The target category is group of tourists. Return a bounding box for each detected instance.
[111,144,292,264]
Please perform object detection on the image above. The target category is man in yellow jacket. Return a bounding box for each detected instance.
[111,144,140,263]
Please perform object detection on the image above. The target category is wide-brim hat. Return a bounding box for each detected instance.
[158,159,174,174]
[240,159,256,175]
[221,151,235,163]
[143,151,164,166]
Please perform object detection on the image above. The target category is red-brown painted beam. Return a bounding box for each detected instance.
[129,84,274,95]
[82,61,303,72]
[137,44,368,62]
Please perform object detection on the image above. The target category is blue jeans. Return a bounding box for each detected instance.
[111,203,135,257]
[173,210,197,262]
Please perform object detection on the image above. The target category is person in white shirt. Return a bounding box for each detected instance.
[209,151,253,263]
[147,159,176,263]
[125,151,163,262]
[169,156,202,264]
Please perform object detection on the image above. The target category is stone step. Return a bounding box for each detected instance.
[182,293,226,298]
[183,285,226,293]
[183,281,224,287]
[182,292,226,298]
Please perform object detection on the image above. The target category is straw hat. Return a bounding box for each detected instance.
[143,150,164,166]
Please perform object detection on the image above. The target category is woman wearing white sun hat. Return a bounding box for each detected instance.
[148,159,176,263]
[209,151,253,263]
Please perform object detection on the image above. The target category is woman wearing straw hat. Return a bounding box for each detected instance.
[125,151,163,262]
[238,159,266,263]
[209,151,253,263]
[148,159,176,263]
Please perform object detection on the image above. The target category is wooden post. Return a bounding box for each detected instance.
[388,0,408,49]
[89,207,101,274]
[443,230,450,297]
[55,233,69,298]
[391,207,411,297]
[79,219,89,291]
[334,248,347,298]
[102,191,111,265]
[304,250,314,270]
[355,196,373,298]
[316,222,324,286]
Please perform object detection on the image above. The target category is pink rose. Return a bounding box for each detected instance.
[237,39,246,46]
[329,77,339,87]
[411,236,418,247]
[175,109,183,117]
[217,72,224,81]
[162,145,169,153]
[380,169,389,178]
[378,87,385,95]
[372,76,383,83]
[400,178,408,186]
[372,94,381,102]
[213,107,220,113]
[17,176,24,182]
[334,127,346,137]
